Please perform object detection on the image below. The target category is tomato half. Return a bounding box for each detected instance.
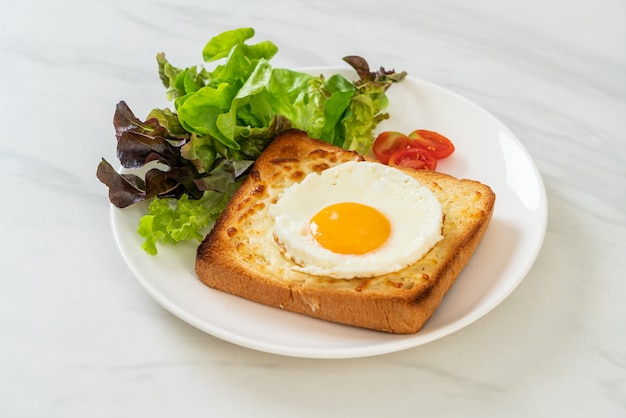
[388,147,437,171]
[407,130,455,159]
[372,131,410,164]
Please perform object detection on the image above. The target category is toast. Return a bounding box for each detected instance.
[195,129,495,334]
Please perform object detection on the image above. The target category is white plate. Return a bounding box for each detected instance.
[110,68,547,359]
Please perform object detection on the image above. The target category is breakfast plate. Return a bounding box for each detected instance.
[110,67,548,359]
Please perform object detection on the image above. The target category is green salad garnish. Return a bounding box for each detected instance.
[97,27,406,254]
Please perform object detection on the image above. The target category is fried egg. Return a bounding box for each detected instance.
[268,161,443,279]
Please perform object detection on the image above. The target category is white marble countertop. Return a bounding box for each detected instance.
[2,0,625,416]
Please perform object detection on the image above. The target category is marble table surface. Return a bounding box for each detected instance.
[1,0,624,416]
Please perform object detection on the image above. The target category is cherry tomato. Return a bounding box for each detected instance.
[407,129,455,159]
[372,131,410,164]
[388,147,437,171]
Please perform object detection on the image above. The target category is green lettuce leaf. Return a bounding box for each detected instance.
[320,74,356,146]
[170,28,280,151]
[340,55,407,153]
[137,188,234,256]
[264,69,326,137]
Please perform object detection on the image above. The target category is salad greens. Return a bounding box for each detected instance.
[97,27,406,254]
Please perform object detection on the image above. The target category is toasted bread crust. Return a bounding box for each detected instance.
[196,130,495,333]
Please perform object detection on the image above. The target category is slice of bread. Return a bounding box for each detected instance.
[195,129,495,334]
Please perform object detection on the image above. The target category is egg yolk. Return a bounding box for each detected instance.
[309,202,391,255]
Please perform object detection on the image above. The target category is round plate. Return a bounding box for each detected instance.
[110,68,547,359]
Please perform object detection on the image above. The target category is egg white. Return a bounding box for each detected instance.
[268,161,443,279]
